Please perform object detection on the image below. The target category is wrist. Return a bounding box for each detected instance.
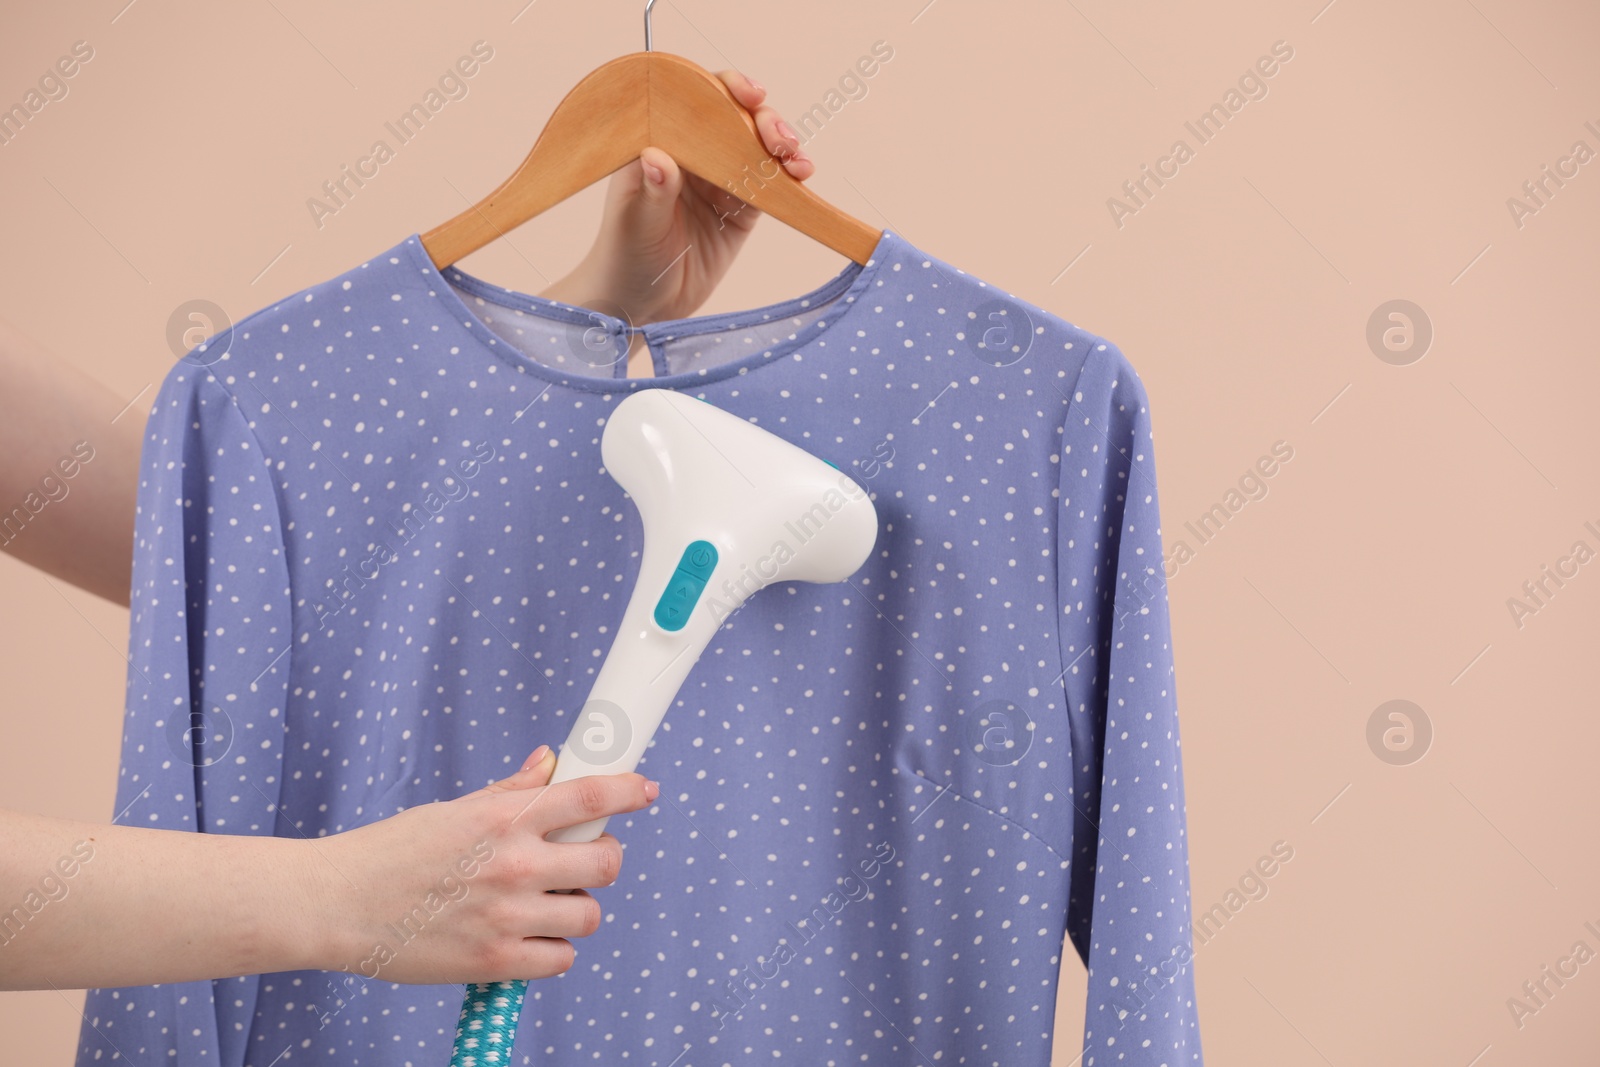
[539,257,620,318]
[537,260,599,314]
[540,255,675,328]
[282,835,356,974]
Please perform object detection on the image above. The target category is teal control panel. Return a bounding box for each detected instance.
[653,539,718,631]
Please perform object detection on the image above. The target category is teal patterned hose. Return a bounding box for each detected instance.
[450,980,528,1065]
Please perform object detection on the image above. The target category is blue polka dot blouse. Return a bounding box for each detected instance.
[79,229,1203,1067]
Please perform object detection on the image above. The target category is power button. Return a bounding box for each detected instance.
[652,539,719,631]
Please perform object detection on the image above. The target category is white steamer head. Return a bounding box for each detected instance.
[545,389,879,841]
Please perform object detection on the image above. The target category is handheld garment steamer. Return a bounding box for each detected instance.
[448,388,879,1065]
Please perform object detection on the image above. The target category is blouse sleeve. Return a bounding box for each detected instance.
[1056,339,1204,1066]
[76,363,292,1067]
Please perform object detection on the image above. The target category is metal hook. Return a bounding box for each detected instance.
[644,0,657,51]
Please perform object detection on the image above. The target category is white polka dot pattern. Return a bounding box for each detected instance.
[77,229,1202,1066]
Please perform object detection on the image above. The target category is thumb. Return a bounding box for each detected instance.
[464,745,557,798]
[635,146,684,223]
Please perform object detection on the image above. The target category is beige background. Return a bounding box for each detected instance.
[3,0,1598,1062]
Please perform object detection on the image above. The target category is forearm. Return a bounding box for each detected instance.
[0,808,334,990]
[0,317,144,606]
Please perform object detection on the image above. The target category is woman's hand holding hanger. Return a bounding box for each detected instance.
[538,70,818,367]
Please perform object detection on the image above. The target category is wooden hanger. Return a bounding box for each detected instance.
[421,0,883,271]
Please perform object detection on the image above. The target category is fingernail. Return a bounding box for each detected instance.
[642,159,665,185]
[746,75,765,94]
[776,118,799,144]
[644,779,660,801]
[524,745,550,770]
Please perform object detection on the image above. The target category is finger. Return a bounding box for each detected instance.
[545,833,626,889]
[711,69,815,181]
[750,106,814,181]
[637,145,684,211]
[518,888,603,940]
[496,936,577,982]
[715,69,766,111]
[460,745,555,799]
[522,745,556,779]
[531,773,657,833]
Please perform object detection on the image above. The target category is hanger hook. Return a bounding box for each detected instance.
[644,0,657,51]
